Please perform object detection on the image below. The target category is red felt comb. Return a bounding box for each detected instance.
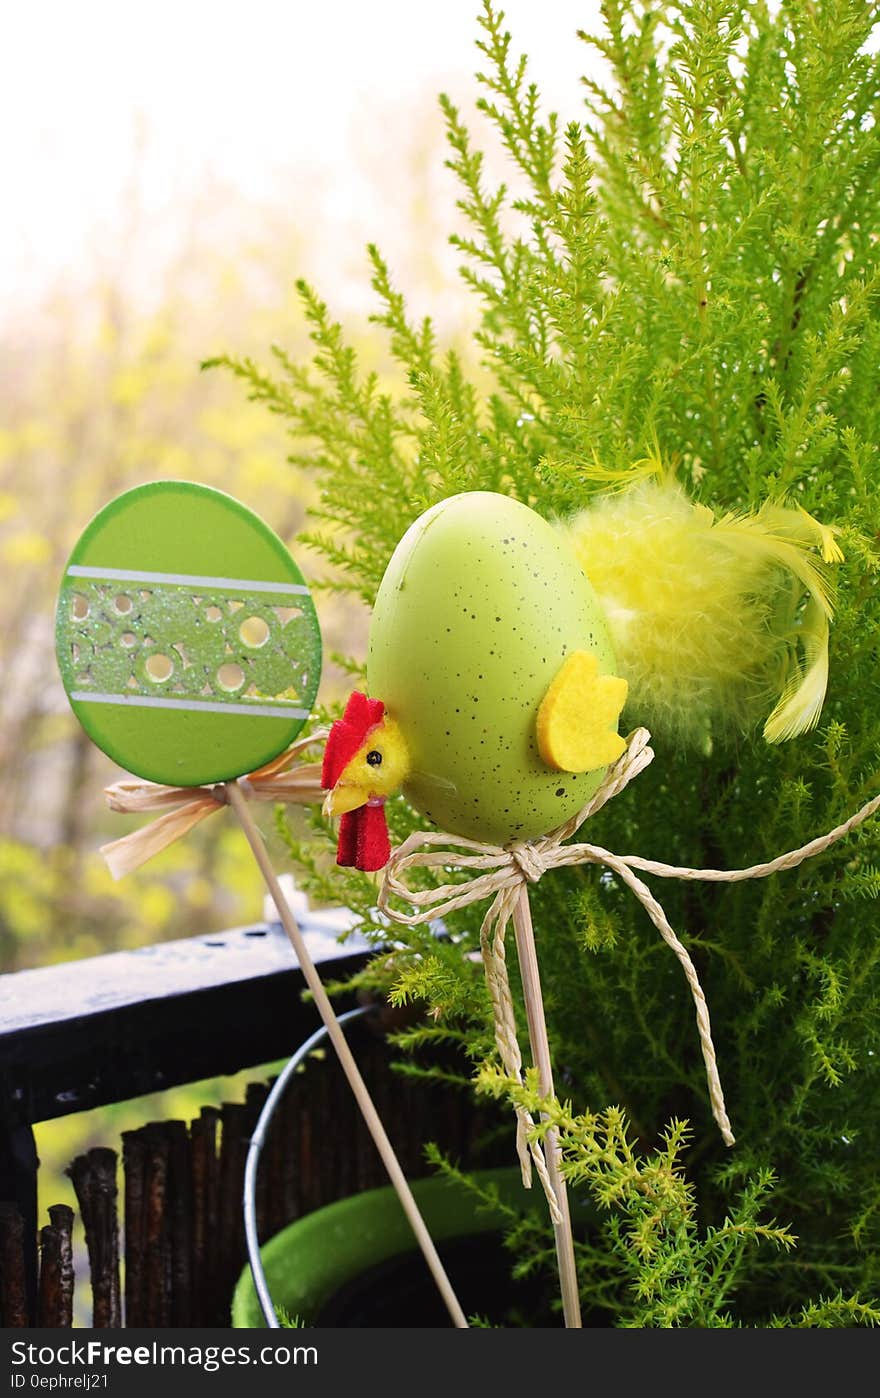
[321,692,385,790]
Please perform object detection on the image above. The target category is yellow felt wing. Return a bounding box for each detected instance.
[536,651,628,773]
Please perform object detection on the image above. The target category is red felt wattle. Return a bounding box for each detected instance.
[336,810,360,867]
[335,804,390,873]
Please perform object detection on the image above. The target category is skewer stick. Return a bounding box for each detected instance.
[512,886,582,1329]
[226,780,468,1330]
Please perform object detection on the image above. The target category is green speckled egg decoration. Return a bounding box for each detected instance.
[367,491,619,844]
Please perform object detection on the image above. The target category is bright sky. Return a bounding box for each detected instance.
[2,1,605,318]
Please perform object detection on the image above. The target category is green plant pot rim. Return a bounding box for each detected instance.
[232,1165,530,1328]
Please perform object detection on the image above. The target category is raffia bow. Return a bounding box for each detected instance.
[101,729,329,879]
[379,728,880,1215]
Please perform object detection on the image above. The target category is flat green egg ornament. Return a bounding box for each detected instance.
[56,480,322,786]
[367,491,620,844]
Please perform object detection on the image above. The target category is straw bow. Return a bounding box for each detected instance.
[101,728,329,878]
[379,728,880,1207]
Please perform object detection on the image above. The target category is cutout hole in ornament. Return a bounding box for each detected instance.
[205,605,223,622]
[71,643,79,663]
[274,605,302,626]
[120,632,136,649]
[239,616,270,648]
[217,662,245,692]
[228,599,244,613]
[75,672,92,686]
[115,594,133,615]
[145,653,174,682]
[71,594,89,620]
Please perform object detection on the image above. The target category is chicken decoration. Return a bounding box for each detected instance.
[323,491,630,857]
[322,480,841,866]
[321,478,850,1330]
[320,693,405,872]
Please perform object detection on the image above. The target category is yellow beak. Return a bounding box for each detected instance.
[322,783,369,819]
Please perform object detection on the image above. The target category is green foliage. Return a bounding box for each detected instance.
[275,1307,307,1328]
[220,0,880,1326]
[478,1071,798,1326]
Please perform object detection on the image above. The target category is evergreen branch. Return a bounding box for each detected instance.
[212,0,880,1327]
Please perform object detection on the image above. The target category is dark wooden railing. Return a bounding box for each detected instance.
[0,896,491,1328]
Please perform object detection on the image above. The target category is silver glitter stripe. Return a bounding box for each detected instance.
[70,691,309,720]
[67,566,309,595]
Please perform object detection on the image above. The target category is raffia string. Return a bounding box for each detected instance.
[379,728,880,1208]
[100,729,329,879]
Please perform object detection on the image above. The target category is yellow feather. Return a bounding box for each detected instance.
[557,481,842,749]
[795,504,845,564]
[572,447,664,491]
[763,598,830,743]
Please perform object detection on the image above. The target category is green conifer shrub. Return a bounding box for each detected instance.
[212,0,880,1326]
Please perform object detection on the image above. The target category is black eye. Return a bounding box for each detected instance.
[366,749,382,767]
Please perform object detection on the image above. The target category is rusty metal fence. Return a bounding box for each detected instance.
[0,904,492,1327]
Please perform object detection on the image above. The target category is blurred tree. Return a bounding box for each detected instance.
[0,210,333,969]
[0,91,471,972]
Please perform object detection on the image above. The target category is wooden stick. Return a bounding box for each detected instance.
[141,1127,170,1328]
[190,1108,220,1326]
[166,1121,193,1327]
[512,887,582,1329]
[122,1131,147,1326]
[0,1203,29,1326]
[66,1149,121,1328]
[38,1205,75,1327]
[218,1102,249,1313]
[226,781,468,1330]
